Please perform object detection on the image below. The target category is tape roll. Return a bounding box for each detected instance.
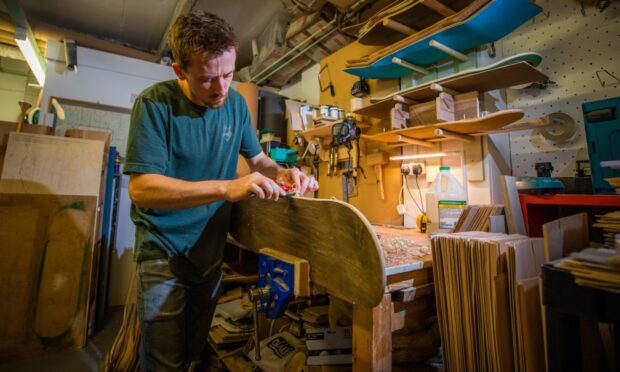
[540,112,576,142]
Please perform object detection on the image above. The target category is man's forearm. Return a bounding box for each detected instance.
[129,173,229,210]
[247,152,285,180]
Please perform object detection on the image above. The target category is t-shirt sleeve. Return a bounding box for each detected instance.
[238,97,262,159]
[123,97,169,175]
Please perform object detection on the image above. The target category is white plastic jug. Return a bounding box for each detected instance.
[426,166,467,234]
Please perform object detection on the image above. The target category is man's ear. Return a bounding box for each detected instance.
[172,63,186,80]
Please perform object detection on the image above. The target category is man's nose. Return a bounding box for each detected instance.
[213,77,227,95]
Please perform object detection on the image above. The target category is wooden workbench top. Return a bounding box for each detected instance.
[373,225,432,275]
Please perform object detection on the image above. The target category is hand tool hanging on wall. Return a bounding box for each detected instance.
[327,117,364,178]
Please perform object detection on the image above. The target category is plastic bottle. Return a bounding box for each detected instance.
[426,166,467,234]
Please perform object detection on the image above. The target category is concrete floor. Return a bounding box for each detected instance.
[0,306,123,372]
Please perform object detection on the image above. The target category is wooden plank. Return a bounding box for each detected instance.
[352,293,392,371]
[500,176,527,235]
[229,197,386,308]
[0,194,97,360]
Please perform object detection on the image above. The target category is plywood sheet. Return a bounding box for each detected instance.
[0,194,97,360]
[0,132,104,196]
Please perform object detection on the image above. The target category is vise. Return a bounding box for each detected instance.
[248,248,310,360]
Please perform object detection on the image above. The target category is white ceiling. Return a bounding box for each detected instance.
[16,0,286,67]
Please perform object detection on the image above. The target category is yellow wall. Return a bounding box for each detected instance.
[317,42,404,225]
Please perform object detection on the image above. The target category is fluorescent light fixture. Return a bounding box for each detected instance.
[390,152,448,161]
[14,27,46,85]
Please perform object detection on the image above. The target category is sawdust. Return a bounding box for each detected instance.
[379,235,432,268]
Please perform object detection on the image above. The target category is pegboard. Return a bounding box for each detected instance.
[502,0,620,177]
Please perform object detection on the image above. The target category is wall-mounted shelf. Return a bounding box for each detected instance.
[301,120,370,142]
[354,61,547,119]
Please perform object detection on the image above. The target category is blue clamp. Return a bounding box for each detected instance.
[257,252,295,318]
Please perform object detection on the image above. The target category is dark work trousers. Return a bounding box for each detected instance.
[136,258,221,372]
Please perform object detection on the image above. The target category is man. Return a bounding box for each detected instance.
[124,11,318,371]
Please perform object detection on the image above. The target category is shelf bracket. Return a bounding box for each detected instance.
[382,18,417,36]
[433,128,474,142]
[394,134,435,148]
[391,57,430,75]
[430,83,460,96]
[393,95,417,105]
[429,40,468,62]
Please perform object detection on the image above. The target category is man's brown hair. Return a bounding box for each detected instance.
[168,11,239,70]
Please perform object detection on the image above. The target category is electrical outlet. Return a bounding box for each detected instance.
[400,164,410,175]
[405,161,425,175]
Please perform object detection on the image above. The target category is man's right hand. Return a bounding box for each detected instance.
[225,172,286,202]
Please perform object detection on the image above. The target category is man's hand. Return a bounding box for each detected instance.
[277,168,319,196]
[225,172,285,201]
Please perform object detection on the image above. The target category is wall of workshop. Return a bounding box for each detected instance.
[279,63,322,105]
[400,2,620,227]
[41,41,176,123]
[318,41,403,225]
[500,1,620,177]
[42,41,176,305]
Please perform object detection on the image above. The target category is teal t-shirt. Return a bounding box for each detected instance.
[124,80,262,282]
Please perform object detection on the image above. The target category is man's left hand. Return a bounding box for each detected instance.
[278,168,319,196]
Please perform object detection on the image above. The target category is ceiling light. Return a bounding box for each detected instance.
[14,27,46,85]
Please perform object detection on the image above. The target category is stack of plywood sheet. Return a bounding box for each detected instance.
[556,248,620,294]
[431,232,545,372]
[0,132,105,358]
[592,210,620,248]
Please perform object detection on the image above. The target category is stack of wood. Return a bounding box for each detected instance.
[0,130,108,359]
[453,205,504,232]
[300,305,329,327]
[210,294,254,349]
[556,248,620,293]
[592,210,620,248]
[431,232,545,372]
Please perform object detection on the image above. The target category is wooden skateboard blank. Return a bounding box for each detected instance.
[363,109,523,143]
[229,197,386,308]
[359,0,474,46]
[355,61,547,118]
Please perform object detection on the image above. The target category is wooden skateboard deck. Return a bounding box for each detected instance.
[229,197,386,308]
[358,0,474,46]
[345,0,542,79]
[362,109,524,143]
[354,55,545,119]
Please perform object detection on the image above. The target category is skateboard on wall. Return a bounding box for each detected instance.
[345,0,542,79]
[229,197,386,308]
[362,109,524,143]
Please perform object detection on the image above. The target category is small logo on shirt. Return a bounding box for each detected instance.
[223,125,232,142]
